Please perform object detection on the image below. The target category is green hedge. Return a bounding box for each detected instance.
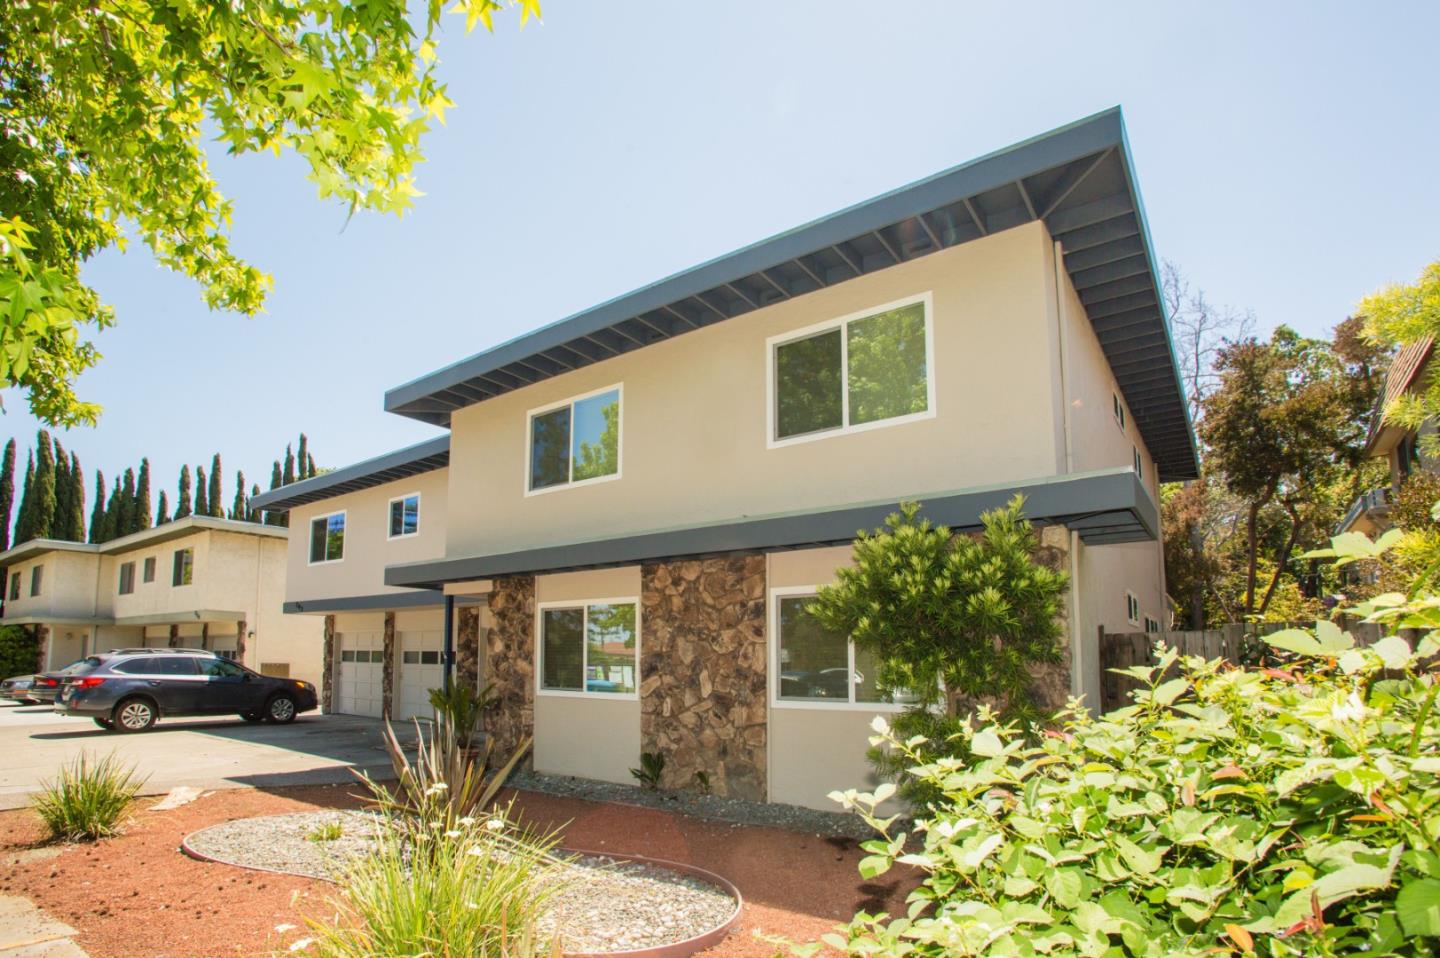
[0,625,38,678]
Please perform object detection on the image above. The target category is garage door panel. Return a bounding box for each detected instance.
[396,630,442,721]
[336,631,385,718]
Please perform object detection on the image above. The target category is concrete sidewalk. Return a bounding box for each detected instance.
[0,894,86,957]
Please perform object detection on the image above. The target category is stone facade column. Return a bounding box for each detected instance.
[1028,524,1073,712]
[167,624,180,648]
[640,554,767,801]
[235,620,245,662]
[200,622,209,650]
[381,611,397,719]
[456,605,481,693]
[485,577,535,761]
[321,615,336,713]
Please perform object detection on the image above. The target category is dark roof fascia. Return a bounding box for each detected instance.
[250,436,450,514]
[384,468,1154,589]
[282,590,445,615]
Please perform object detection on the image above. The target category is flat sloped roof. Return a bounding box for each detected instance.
[248,435,450,513]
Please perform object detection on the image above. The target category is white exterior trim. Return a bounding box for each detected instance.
[767,584,910,713]
[386,491,423,540]
[533,596,641,701]
[765,291,936,450]
[307,509,347,566]
[523,383,625,497]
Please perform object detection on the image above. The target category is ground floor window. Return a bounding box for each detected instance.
[771,588,916,707]
[538,600,638,696]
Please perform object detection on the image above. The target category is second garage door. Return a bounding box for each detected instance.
[396,630,443,721]
[336,631,385,717]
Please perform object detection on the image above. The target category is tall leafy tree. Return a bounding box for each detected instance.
[116,468,136,537]
[134,458,152,531]
[195,465,209,518]
[0,439,14,551]
[249,484,262,523]
[175,465,193,520]
[101,483,119,543]
[66,452,85,541]
[297,434,309,481]
[52,439,71,539]
[231,471,247,521]
[30,431,57,540]
[87,471,106,544]
[1361,260,1440,446]
[13,451,34,544]
[0,0,539,427]
[156,489,170,526]
[283,445,296,487]
[208,454,223,517]
[308,454,318,479]
[265,461,284,526]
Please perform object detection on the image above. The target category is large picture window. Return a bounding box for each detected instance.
[528,386,621,493]
[538,600,638,697]
[309,512,345,564]
[770,295,932,445]
[772,589,916,707]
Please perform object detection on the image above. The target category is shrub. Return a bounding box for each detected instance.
[301,808,566,957]
[0,624,37,679]
[825,627,1440,957]
[630,751,664,790]
[305,819,343,843]
[32,753,144,841]
[427,681,498,751]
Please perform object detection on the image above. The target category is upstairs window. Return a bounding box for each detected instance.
[1114,393,1126,430]
[1144,615,1162,633]
[388,494,420,539]
[309,512,345,564]
[142,557,156,583]
[771,295,932,445]
[1125,591,1140,626]
[8,573,18,601]
[1133,446,1144,479]
[173,548,194,586]
[528,386,622,493]
[538,601,637,696]
[118,562,136,595]
[29,565,42,597]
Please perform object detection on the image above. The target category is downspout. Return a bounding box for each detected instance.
[1053,239,1086,701]
[442,593,455,694]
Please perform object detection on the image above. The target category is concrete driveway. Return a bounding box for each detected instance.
[0,701,406,809]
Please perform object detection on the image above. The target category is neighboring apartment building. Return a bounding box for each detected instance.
[0,516,324,685]
[1338,335,1434,536]
[252,108,1197,811]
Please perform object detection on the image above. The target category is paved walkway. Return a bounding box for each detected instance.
[0,895,87,957]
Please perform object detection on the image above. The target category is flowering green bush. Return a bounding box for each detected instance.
[824,626,1440,957]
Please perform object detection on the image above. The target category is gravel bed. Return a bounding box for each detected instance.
[508,770,879,839]
[184,810,383,879]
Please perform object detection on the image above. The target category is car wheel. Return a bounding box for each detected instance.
[93,716,115,731]
[239,710,263,723]
[265,694,297,724]
[114,697,158,733]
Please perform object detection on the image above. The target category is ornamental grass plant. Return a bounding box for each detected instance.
[31,752,145,841]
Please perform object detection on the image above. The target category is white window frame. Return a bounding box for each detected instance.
[1125,591,1140,627]
[1144,615,1162,634]
[765,292,937,450]
[769,585,910,712]
[171,548,194,587]
[29,564,42,597]
[534,597,641,701]
[387,492,422,540]
[523,383,624,497]
[308,510,347,566]
[1113,392,1126,430]
[118,561,136,596]
[1133,446,1144,479]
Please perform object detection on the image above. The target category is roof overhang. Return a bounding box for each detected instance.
[0,516,287,565]
[385,467,1156,590]
[384,107,1197,482]
[250,436,450,514]
[282,590,445,615]
[111,610,247,627]
[0,615,110,627]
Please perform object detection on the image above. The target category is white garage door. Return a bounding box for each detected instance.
[396,630,443,721]
[337,631,385,717]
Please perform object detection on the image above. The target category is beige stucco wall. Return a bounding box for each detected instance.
[445,222,1061,558]
[250,535,325,686]
[3,550,101,620]
[285,467,448,603]
[532,567,641,785]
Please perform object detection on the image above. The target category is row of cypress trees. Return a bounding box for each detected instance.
[0,432,319,549]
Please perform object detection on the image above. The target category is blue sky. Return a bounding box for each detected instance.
[3,0,1437,504]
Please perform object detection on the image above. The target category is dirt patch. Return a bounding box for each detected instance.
[0,783,917,957]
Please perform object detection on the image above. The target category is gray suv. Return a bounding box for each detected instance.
[54,649,318,732]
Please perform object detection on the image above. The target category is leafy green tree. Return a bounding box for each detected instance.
[283,445,296,487]
[116,468,136,537]
[100,482,119,543]
[51,439,71,538]
[87,471,106,544]
[265,461,284,526]
[249,484,262,523]
[134,458,152,531]
[0,0,539,427]
[66,452,85,541]
[0,439,14,551]
[231,471,247,521]
[174,465,192,520]
[207,454,222,517]
[155,489,170,526]
[194,466,209,517]
[29,431,57,540]
[1361,259,1440,447]
[297,434,310,481]
[307,454,318,479]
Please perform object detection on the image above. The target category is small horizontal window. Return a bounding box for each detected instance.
[529,387,622,493]
[539,601,637,696]
[402,650,418,665]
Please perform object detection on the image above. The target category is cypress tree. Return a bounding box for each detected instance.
[265,462,283,526]
[52,440,71,540]
[208,454,222,517]
[117,468,136,537]
[14,451,34,543]
[195,465,209,517]
[231,470,246,520]
[156,489,171,525]
[67,452,85,541]
[31,431,56,539]
[102,484,119,543]
[88,471,106,543]
[249,484,261,523]
[307,454,317,479]
[297,434,309,480]
[175,465,193,519]
[283,444,295,486]
[135,459,152,530]
[0,439,15,551]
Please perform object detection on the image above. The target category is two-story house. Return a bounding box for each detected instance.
[252,107,1197,811]
[0,516,324,685]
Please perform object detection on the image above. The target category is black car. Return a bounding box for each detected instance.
[54,649,318,732]
[29,659,99,704]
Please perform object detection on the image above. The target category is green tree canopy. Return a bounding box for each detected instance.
[0,0,538,426]
[1362,259,1440,446]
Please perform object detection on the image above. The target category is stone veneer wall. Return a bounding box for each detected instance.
[456,605,480,692]
[381,612,397,718]
[639,555,767,801]
[485,577,535,760]
[320,615,336,713]
[1029,524,1074,711]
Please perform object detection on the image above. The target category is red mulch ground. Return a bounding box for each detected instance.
[0,784,916,957]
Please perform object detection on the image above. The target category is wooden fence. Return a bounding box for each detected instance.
[1098,618,1393,712]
